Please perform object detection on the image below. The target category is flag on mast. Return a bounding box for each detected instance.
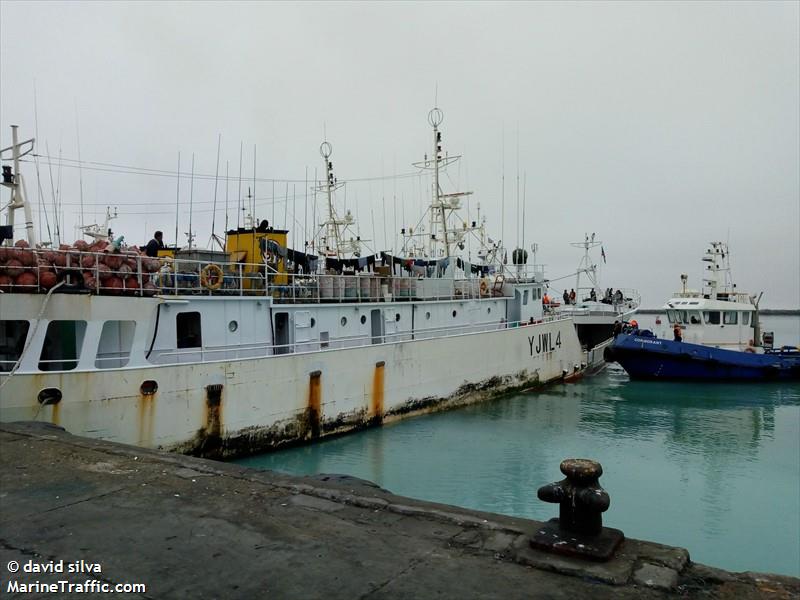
[601,246,606,263]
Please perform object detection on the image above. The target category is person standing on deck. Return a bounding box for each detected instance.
[146,231,165,257]
[673,324,682,342]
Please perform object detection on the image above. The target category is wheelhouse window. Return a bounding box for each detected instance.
[669,310,689,324]
[723,311,738,325]
[39,320,87,371]
[96,320,136,369]
[703,311,720,325]
[176,312,203,349]
[688,311,702,325]
[0,320,30,372]
[741,312,750,326]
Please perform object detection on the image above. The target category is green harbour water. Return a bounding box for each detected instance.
[237,315,800,576]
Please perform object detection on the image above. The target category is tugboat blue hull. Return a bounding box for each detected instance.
[607,333,800,381]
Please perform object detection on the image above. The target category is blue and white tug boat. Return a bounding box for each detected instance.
[606,242,800,381]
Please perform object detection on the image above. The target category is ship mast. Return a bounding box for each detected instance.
[80,206,118,243]
[0,126,36,246]
[570,233,601,293]
[702,241,733,298]
[313,141,363,259]
[410,108,478,259]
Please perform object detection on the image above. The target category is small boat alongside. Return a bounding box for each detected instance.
[606,242,800,381]
[552,234,639,372]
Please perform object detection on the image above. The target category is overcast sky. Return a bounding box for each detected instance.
[1,1,798,308]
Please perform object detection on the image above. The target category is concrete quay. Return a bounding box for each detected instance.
[1,422,797,599]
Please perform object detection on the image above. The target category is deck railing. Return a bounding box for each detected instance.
[0,248,521,303]
[147,314,566,365]
[0,314,567,373]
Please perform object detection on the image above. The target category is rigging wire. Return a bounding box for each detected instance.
[20,155,423,184]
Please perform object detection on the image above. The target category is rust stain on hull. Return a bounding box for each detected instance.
[170,368,549,459]
[137,392,156,447]
[307,371,322,439]
[191,384,224,458]
[370,362,385,424]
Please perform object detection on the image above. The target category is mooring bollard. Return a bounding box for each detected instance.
[530,458,624,561]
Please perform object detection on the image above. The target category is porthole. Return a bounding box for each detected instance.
[395,313,401,322]
[310,318,316,327]
[360,315,367,324]
[37,387,62,405]
[426,312,431,320]
[452,310,457,318]
[140,380,158,396]
[341,316,348,326]
[228,320,238,332]
[487,307,491,314]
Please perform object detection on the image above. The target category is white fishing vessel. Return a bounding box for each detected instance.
[551,234,639,369]
[0,111,587,458]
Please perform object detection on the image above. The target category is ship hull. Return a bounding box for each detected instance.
[1,317,583,458]
[608,333,800,381]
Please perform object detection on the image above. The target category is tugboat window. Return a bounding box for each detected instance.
[176,312,202,349]
[741,312,750,326]
[723,311,738,325]
[360,315,367,325]
[341,316,348,327]
[703,311,721,325]
[688,311,702,325]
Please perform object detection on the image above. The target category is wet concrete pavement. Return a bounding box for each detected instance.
[1,422,797,599]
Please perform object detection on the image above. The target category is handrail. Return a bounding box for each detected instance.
[1,247,527,302]
[143,314,567,365]
[1,313,570,374]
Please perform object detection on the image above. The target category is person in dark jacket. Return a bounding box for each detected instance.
[673,324,682,342]
[612,320,622,339]
[145,231,164,257]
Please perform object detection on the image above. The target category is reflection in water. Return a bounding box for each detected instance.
[237,363,800,576]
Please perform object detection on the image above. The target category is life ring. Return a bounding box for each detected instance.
[479,279,489,296]
[200,264,224,290]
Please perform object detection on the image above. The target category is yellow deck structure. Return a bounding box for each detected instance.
[225,226,289,288]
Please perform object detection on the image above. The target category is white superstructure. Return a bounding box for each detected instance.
[0,112,587,458]
[655,242,760,350]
